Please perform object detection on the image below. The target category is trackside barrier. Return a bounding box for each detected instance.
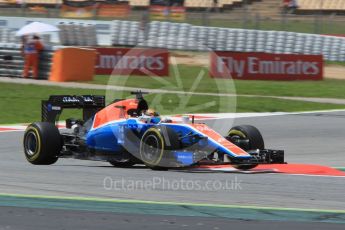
[58,22,98,46]
[110,20,345,62]
[210,52,324,80]
[0,45,170,80]
[0,43,53,79]
[49,47,97,82]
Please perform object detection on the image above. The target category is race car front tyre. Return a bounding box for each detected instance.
[227,125,265,151]
[23,122,61,165]
[139,127,180,170]
[233,164,258,170]
[108,158,136,168]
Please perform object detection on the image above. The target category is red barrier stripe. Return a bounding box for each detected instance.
[0,127,19,131]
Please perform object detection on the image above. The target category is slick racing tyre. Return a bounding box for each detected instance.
[108,155,137,168]
[226,125,264,170]
[139,127,179,170]
[233,164,258,170]
[227,125,265,151]
[23,122,62,165]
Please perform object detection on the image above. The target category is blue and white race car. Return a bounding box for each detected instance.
[23,91,284,170]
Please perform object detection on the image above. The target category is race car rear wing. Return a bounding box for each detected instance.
[41,95,105,123]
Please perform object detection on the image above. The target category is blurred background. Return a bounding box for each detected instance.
[0,0,344,34]
[2,0,345,123]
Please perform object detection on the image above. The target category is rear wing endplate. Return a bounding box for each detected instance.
[41,95,105,123]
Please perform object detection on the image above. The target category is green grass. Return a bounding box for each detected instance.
[1,82,345,124]
[234,79,345,99]
[146,93,345,114]
[326,61,345,66]
[0,83,105,124]
[91,64,345,99]
[236,96,345,112]
[206,19,345,35]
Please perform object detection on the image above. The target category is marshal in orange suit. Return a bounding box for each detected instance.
[22,35,44,79]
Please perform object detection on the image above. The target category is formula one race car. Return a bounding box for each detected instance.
[23,91,284,170]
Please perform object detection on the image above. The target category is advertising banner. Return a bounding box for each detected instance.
[210,52,323,80]
[95,48,169,76]
[61,0,95,18]
[169,6,186,20]
[97,1,130,18]
[150,0,184,6]
[60,5,95,18]
[29,6,48,14]
[62,0,95,7]
[150,0,185,21]
[150,5,185,20]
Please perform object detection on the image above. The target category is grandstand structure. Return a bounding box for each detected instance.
[0,1,245,8]
[0,0,345,13]
[0,0,272,14]
[0,0,345,17]
[297,0,345,13]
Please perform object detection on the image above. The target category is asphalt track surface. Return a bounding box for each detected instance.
[0,206,344,230]
[0,111,345,229]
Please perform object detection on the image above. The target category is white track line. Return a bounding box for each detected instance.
[178,109,345,120]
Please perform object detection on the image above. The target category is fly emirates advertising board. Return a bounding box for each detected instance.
[210,52,323,80]
[95,48,169,76]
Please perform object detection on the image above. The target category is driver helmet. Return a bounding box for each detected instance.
[143,109,161,124]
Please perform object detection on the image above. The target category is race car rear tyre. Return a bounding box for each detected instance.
[140,127,179,170]
[227,125,265,151]
[23,122,61,165]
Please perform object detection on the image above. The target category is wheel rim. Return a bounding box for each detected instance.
[229,134,246,147]
[228,130,250,150]
[230,135,242,142]
[141,134,161,164]
[229,130,247,139]
[25,132,38,156]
